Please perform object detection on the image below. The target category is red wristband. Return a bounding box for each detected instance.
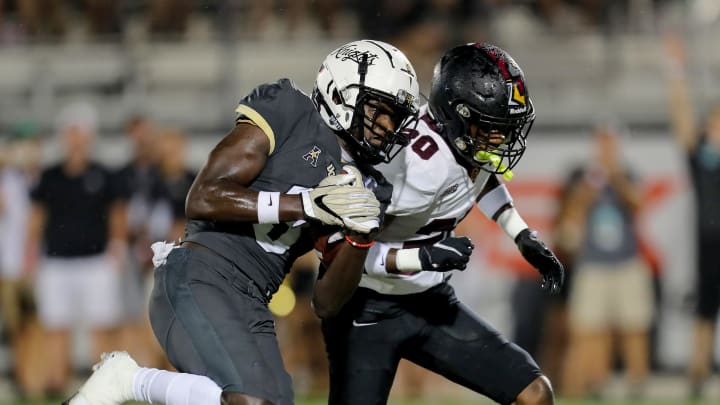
[344,235,375,249]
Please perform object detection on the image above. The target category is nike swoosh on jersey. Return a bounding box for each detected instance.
[352,320,378,327]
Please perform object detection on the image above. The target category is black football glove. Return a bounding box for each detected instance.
[418,236,475,272]
[515,229,565,295]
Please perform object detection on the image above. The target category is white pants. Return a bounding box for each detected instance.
[35,255,124,330]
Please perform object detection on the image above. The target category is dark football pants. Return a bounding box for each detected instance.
[697,232,720,319]
[321,283,543,405]
[149,246,294,405]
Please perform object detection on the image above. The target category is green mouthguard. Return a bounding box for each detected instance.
[474,151,514,181]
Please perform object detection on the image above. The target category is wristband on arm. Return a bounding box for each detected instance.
[344,235,375,248]
[395,248,422,272]
[496,207,528,240]
[257,191,281,224]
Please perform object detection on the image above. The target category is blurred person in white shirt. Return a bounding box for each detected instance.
[0,120,45,399]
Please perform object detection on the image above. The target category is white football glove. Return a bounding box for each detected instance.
[301,166,380,234]
[337,165,380,234]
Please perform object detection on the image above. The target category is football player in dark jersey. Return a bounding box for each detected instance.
[64,40,419,405]
[318,44,563,405]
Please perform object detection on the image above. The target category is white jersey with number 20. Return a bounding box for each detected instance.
[360,105,494,295]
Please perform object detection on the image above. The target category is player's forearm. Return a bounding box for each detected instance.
[385,249,400,272]
[476,182,529,240]
[186,179,304,223]
[476,174,501,202]
[312,241,369,319]
[364,241,414,274]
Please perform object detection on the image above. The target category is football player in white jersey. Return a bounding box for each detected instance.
[317,43,565,405]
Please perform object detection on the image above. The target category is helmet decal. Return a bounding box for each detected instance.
[508,82,527,114]
[332,43,380,66]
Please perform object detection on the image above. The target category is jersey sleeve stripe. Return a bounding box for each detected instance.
[235,104,276,155]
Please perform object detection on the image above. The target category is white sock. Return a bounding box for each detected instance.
[133,367,223,405]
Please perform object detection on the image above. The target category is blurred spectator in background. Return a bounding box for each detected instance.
[560,123,654,399]
[511,250,556,362]
[529,0,662,34]
[24,101,127,398]
[83,0,121,38]
[664,33,720,400]
[535,162,587,392]
[115,114,158,271]
[112,114,165,368]
[0,0,65,42]
[243,0,338,39]
[0,120,45,400]
[115,126,194,370]
[153,127,195,242]
[0,0,122,43]
[148,0,191,40]
[355,0,489,87]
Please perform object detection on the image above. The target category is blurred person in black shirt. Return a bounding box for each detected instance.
[127,127,196,370]
[24,101,127,397]
[153,127,196,242]
[114,115,160,272]
[112,114,168,368]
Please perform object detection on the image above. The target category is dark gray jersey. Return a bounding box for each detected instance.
[185,78,343,295]
[689,135,720,235]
